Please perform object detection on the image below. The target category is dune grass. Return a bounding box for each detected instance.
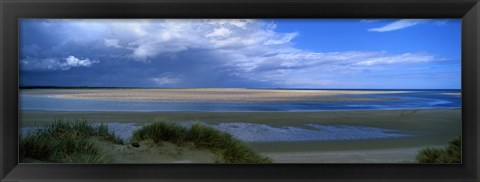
[21,119,271,163]
[416,136,461,163]
[20,120,123,163]
[132,120,272,163]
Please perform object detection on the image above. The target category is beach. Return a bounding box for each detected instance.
[264,147,430,163]
[19,19,462,165]
[20,108,461,163]
[20,88,406,102]
[19,88,461,163]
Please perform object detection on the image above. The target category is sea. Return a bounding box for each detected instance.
[19,89,461,112]
[19,89,462,142]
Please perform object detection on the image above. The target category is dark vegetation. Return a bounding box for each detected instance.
[416,136,461,163]
[20,120,271,164]
[19,120,123,163]
[132,120,272,163]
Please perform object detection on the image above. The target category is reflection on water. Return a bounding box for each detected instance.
[20,122,410,142]
[214,122,410,142]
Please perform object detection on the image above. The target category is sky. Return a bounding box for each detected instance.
[19,19,461,89]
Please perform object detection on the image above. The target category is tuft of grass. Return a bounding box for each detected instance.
[416,136,461,163]
[186,124,230,150]
[219,139,272,164]
[132,121,186,144]
[132,121,272,163]
[20,120,122,163]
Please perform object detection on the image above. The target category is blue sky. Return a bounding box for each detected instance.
[20,19,461,89]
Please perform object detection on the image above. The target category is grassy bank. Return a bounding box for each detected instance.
[416,136,461,163]
[20,120,123,163]
[21,109,462,153]
[132,121,272,163]
[20,120,271,164]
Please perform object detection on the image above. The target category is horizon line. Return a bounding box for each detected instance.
[18,85,462,90]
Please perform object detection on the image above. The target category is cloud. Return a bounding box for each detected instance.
[20,19,453,88]
[354,52,434,66]
[21,55,99,71]
[151,75,182,86]
[84,19,292,61]
[264,32,298,45]
[64,56,97,68]
[206,27,232,37]
[360,19,384,23]
[215,49,437,88]
[104,38,121,48]
[368,19,428,32]
[209,19,253,29]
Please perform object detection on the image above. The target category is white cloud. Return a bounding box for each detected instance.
[22,19,447,88]
[151,75,182,85]
[264,32,298,45]
[21,55,99,71]
[206,27,232,37]
[354,53,434,66]
[216,40,436,88]
[360,19,384,23]
[104,38,121,48]
[208,19,253,29]
[368,19,428,32]
[63,56,97,68]
[113,19,285,61]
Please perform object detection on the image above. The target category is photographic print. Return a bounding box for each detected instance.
[19,19,461,164]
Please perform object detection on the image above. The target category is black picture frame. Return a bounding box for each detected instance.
[1,0,479,181]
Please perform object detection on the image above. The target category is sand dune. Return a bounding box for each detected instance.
[93,139,216,163]
[20,109,461,163]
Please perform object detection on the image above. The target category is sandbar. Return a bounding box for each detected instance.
[20,88,406,102]
[442,92,461,96]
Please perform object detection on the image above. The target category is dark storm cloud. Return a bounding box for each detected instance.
[20,19,449,88]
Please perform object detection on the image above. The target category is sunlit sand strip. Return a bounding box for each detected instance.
[23,88,407,101]
[442,93,461,96]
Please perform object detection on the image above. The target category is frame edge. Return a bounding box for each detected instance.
[1,0,5,180]
[1,0,480,182]
[462,1,480,181]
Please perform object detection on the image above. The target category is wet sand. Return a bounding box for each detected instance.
[264,146,443,163]
[20,88,405,102]
[20,108,461,163]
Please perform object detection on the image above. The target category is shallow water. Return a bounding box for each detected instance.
[19,90,461,112]
[20,122,410,142]
[214,122,409,142]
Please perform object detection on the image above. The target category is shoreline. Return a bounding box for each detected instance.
[20,88,411,102]
[20,108,461,163]
[20,109,461,131]
[19,107,462,113]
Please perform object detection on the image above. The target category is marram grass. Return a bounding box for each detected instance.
[19,120,123,163]
[132,120,272,163]
[416,136,461,163]
[21,119,271,163]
